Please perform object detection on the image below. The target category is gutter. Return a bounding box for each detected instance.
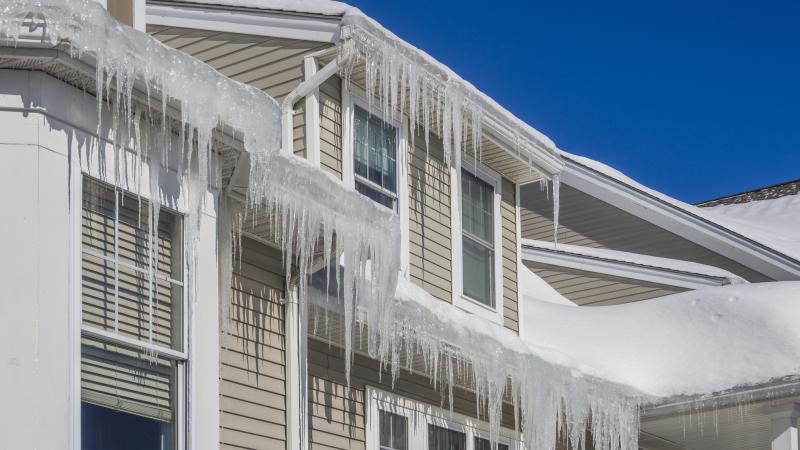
[641,378,800,420]
[520,239,744,290]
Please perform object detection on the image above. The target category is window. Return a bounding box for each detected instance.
[461,169,495,307]
[475,437,509,450]
[353,105,398,210]
[428,425,466,450]
[380,411,408,450]
[80,177,185,450]
[367,387,518,450]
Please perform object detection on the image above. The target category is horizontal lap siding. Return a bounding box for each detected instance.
[519,182,772,282]
[408,131,452,302]
[148,27,334,160]
[524,261,687,306]
[308,338,516,450]
[500,178,519,332]
[220,238,287,449]
[319,75,343,179]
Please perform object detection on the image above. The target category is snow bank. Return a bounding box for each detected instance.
[562,151,800,263]
[521,282,800,398]
[522,239,747,285]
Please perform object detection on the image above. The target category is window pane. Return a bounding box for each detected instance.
[353,105,397,195]
[428,424,466,450]
[82,178,184,351]
[462,236,494,306]
[475,437,510,450]
[82,402,174,450]
[380,411,408,450]
[81,338,175,423]
[356,181,396,210]
[461,170,493,243]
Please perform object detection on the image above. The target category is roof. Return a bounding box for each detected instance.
[696,178,800,207]
[560,151,800,271]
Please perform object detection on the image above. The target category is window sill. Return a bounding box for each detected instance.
[453,294,503,325]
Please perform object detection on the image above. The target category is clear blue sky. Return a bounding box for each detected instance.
[346,0,800,203]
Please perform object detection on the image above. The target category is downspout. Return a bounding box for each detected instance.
[282,51,350,450]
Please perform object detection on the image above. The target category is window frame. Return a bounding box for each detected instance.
[452,161,504,324]
[342,85,411,274]
[76,173,188,450]
[366,386,518,450]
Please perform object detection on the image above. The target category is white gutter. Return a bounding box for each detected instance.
[521,239,745,290]
[280,52,349,450]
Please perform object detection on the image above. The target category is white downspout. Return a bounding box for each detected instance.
[282,52,350,450]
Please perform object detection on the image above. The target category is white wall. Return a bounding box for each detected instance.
[0,69,220,449]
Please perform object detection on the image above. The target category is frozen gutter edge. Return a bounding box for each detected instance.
[0,40,248,152]
[641,377,800,420]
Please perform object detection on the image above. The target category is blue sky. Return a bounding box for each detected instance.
[346,0,800,203]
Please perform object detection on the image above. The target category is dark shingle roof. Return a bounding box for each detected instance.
[696,179,800,207]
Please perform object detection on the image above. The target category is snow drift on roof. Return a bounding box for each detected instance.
[520,281,800,398]
[703,194,800,263]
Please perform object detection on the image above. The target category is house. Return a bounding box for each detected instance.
[1,1,798,450]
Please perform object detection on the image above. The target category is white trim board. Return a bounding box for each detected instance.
[520,240,737,290]
[146,2,341,43]
[560,156,800,281]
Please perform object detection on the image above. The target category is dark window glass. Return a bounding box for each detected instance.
[380,411,408,450]
[353,105,397,210]
[428,424,466,450]
[81,402,174,450]
[461,169,495,306]
[475,437,510,450]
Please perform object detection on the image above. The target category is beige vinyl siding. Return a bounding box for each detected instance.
[500,178,519,332]
[220,237,287,449]
[520,182,772,282]
[147,26,334,159]
[308,338,516,450]
[319,75,344,178]
[408,131,452,303]
[524,261,687,306]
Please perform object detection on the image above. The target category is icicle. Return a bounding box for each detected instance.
[552,173,561,247]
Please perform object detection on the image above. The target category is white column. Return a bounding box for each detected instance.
[769,403,800,450]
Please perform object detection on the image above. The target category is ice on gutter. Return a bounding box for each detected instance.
[310,275,646,450]
[0,0,401,380]
[522,238,747,286]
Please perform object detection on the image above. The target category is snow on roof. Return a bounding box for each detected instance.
[522,239,747,285]
[520,281,800,398]
[702,194,800,263]
[171,0,354,16]
[562,150,800,263]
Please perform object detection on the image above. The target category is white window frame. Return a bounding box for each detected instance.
[75,173,189,450]
[452,161,504,325]
[342,84,411,274]
[366,386,519,450]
